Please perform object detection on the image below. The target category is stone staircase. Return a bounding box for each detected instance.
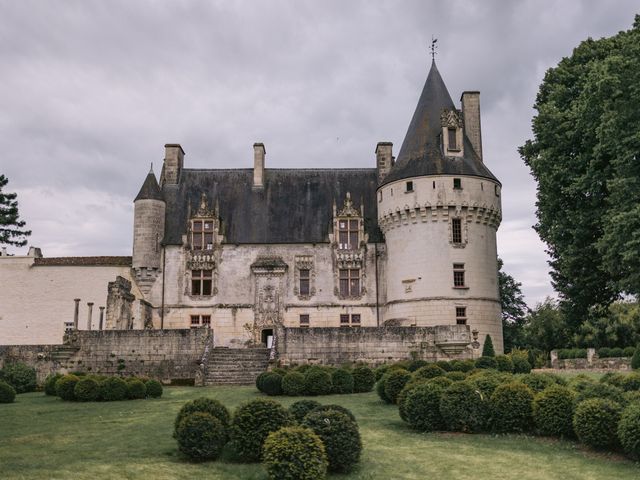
[204,347,270,386]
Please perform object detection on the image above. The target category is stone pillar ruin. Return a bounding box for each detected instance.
[73,298,81,330]
[99,307,105,330]
[86,302,94,330]
[105,276,135,330]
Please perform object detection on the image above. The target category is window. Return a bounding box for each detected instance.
[433,181,436,189]
[191,315,211,328]
[299,269,310,296]
[406,181,414,192]
[192,269,213,296]
[340,314,360,327]
[451,218,462,244]
[190,315,200,327]
[338,219,359,250]
[340,314,350,327]
[453,263,465,287]
[201,315,211,326]
[453,178,462,190]
[456,307,467,325]
[299,314,310,328]
[192,220,214,250]
[448,127,458,150]
[351,314,361,326]
[339,269,360,297]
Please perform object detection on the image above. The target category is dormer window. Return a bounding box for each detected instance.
[448,128,458,150]
[338,219,359,250]
[192,220,214,250]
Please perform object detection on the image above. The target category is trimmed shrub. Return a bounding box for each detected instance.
[55,374,80,401]
[440,381,490,433]
[289,400,322,422]
[304,369,332,396]
[427,376,454,389]
[533,385,575,437]
[407,359,429,372]
[256,371,270,392]
[618,403,640,459]
[376,376,389,403]
[445,371,467,382]
[449,359,475,372]
[101,377,128,401]
[263,426,328,480]
[475,356,498,370]
[620,373,640,392]
[610,347,625,358]
[623,347,636,357]
[600,372,627,388]
[397,380,426,422]
[310,404,356,423]
[403,382,445,431]
[175,397,231,435]
[352,366,375,393]
[482,335,496,357]
[495,355,514,373]
[511,355,532,374]
[574,382,626,406]
[517,373,555,394]
[74,377,100,402]
[413,364,446,381]
[624,391,640,405]
[632,345,640,370]
[271,367,288,377]
[331,369,354,394]
[468,372,511,397]
[573,399,622,449]
[1,362,37,393]
[302,409,361,473]
[490,382,534,433]
[44,373,62,396]
[0,380,16,403]
[175,412,227,460]
[145,379,163,398]
[127,379,147,400]
[230,398,292,462]
[383,369,412,404]
[261,373,284,396]
[374,364,391,381]
[435,360,452,372]
[282,372,306,396]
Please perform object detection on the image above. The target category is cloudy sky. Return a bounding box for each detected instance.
[1,0,637,306]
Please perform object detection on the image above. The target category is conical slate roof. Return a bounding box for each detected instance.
[380,60,499,186]
[134,170,164,202]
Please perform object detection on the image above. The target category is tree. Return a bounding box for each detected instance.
[498,258,529,352]
[0,175,31,247]
[482,335,495,357]
[523,299,572,352]
[520,16,640,330]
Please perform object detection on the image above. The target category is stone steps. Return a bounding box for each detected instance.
[204,348,270,386]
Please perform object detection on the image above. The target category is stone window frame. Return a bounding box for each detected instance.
[453,263,467,289]
[293,255,316,300]
[455,306,467,325]
[441,109,464,157]
[190,219,216,251]
[299,314,310,328]
[449,216,468,248]
[190,314,211,328]
[191,269,214,296]
[340,313,361,327]
[339,268,361,298]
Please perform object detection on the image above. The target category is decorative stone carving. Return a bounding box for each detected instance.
[249,256,288,346]
[440,108,464,128]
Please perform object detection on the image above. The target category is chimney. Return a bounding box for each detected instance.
[375,142,393,182]
[162,144,185,185]
[460,92,482,161]
[253,143,266,189]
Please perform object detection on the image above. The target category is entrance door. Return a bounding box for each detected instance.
[261,328,274,348]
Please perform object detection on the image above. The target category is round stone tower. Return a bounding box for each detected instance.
[377,60,503,352]
[132,167,165,278]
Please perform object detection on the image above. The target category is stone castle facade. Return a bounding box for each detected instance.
[0,60,503,355]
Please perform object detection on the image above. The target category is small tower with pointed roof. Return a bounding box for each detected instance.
[377,59,503,352]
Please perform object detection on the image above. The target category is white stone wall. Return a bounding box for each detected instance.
[0,255,134,345]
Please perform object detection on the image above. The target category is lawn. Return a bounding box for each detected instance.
[0,385,638,480]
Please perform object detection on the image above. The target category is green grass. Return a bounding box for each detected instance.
[0,386,638,479]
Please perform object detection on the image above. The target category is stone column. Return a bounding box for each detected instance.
[86,302,94,330]
[73,298,81,330]
[99,307,105,331]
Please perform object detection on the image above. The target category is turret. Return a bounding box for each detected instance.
[132,167,165,276]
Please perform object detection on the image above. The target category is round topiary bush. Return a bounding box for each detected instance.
[573,398,622,449]
[440,381,490,433]
[263,426,328,480]
[304,369,332,396]
[256,371,270,393]
[490,382,534,433]
[574,382,626,406]
[55,374,80,401]
[397,379,427,421]
[289,400,322,422]
[427,376,454,389]
[1,362,37,394]
[517,373,556,394]
[618,403,640,459]
[175,397,231,435]
[0,380,16,403]
[230,398,292,462]
[403,382,445,431]
[620,373,640,392]
[175,412,228,461]
[383,369,412,404]
[510,353,532,374]
[495,355,514,373]
[445,371,467,382]
[74,377,100,402]
[475,356,498,370]
[281,372,306,396]
[44,373,62,396]
[406,359,429,372]
[352,366,375,393]
[127,379,147,399]
[413,364,446,381]
[435,360,452,371]
[467,372,511,397]
[261,373,283,396]
[145,379,163,398]
[533,385,575,437]
[331,369,354,394]
[449,359,475,372]
[100,377,128,401]
[310,404,356,423]
[376,375,390,403]
[302,409,362,473]
[374,364,391,381]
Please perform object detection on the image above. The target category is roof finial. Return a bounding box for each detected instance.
[430,35,438,60]
[149,162,154,174]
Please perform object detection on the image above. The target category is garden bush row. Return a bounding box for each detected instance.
[557,347,637,359]
[0,362,37,399]
[46,373,163,402]
[173,396,362,479]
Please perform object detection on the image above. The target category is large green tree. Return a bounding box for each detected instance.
[0,174,31,247]
[521,16,640,329]
[498,258,529,352]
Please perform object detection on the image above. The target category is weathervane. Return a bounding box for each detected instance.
[430,35,438,59]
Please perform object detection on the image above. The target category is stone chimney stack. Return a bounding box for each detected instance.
[460,92,482,161]
[162,144,185,185]
[375,142,393,182]
[253,143,266,189]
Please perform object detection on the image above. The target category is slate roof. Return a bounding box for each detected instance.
[162,168,382,245]
[134,171,164,201]
[34,257,132,266]
[380,60,499,186]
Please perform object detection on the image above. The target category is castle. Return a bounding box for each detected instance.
[0,59,503,356]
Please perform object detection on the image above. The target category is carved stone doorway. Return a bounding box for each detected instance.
[261,328,274,348]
